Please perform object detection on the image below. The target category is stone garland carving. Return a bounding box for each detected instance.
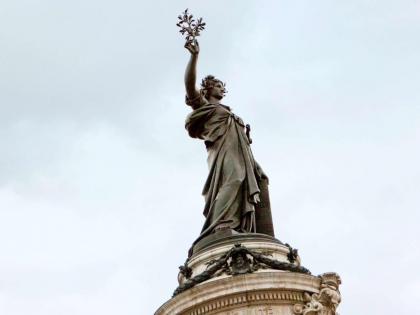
[173,244,311,297]
[285,243,299,263]
[293,273,341,315]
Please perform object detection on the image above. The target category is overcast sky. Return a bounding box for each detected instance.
[1,1,419,314]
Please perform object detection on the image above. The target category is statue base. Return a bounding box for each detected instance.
[155,234,341,315]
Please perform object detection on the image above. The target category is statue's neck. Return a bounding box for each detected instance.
[207,96,222,104]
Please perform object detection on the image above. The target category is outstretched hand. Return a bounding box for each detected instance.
[185,40,200,56]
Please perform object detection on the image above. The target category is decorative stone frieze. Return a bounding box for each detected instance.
[156,272,321,315]
[177,234,305,287]
[174,243,310,296]
[188,290,305,315]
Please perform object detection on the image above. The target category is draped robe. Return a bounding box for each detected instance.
[185,96,264,244]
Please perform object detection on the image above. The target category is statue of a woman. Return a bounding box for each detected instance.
[184,40,274,248]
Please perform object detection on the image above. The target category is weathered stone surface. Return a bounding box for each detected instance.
[156,272,319,315]
[155,237,341,315]
[293,273,341,315]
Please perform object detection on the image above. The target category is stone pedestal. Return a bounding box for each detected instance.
[155,234,341,315]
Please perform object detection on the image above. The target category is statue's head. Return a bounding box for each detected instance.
[201,75,227,100]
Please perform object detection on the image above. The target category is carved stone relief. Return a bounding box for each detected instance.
[293,273,341,315]
[173,244,311,296]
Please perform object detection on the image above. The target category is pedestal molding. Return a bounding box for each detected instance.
[156,272,320,315]
[155,238,342,315]
[188,290,305,315]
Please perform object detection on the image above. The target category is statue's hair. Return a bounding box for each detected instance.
[200,75,227,99]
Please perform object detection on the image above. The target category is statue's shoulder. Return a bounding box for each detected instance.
[188,104,217,118]
[219,104,231,111]
[185,93,209,109]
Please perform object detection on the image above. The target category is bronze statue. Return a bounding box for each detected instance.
[177,10,274,249]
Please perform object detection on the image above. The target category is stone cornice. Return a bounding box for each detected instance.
[188,290,305,315]
[155,272,320,315]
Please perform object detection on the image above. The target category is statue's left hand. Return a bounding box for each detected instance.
[256,162,269,184]
[260,171,269,184]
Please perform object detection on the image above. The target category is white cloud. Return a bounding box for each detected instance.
[0,0,419,314]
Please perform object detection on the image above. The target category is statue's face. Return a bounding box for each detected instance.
[209,81,225,100]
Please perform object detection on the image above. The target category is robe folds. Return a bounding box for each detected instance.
[185,102,264,244]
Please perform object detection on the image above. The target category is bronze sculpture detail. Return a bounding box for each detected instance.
[176,9,206,46]
[178,10,275,250]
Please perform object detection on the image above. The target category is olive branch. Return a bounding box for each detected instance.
[176,9,206,44]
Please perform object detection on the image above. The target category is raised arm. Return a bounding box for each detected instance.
[184,40,200,100]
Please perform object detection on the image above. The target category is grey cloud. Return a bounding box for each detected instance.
[1,1,419,315]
